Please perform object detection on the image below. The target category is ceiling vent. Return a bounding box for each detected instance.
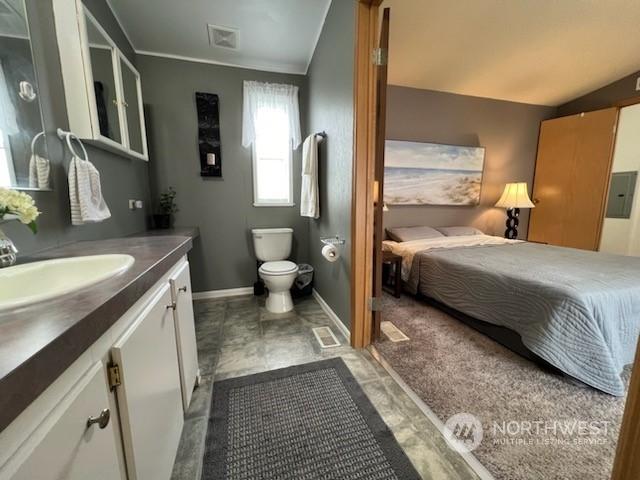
[207,24,239,50]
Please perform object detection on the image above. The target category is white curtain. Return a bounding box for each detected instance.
[242,80,301,149]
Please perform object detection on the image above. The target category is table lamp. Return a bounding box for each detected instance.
[495,182,535,239]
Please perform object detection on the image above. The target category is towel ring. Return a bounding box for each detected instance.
[30,131,45,156]
[57,128,89,161]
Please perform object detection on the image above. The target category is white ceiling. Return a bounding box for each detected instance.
[381,0,640,106]
[107,0,331,74]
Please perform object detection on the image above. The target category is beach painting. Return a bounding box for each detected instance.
[384,140,485,206]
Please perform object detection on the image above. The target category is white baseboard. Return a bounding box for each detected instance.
[312,289,350,341]
[192,287,253,300]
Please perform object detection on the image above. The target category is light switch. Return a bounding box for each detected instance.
[135,200,143,209]
[128,199,136,210]
[636,77,640,91]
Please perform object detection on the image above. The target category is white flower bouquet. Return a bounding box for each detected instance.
[0,188,41,233]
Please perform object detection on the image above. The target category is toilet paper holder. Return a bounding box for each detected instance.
[320,236,345,246]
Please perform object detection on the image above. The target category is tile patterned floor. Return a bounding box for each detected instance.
[170,294,479,480]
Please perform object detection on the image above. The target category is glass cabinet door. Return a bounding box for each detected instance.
[85,14,122,145]
[119,57,145,156]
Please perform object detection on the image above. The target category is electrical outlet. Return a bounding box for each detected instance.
[135,200,143,209]
[636,77,640,91]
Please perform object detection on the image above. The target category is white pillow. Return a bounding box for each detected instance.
[435,226,484,237]
[386,226,445,242]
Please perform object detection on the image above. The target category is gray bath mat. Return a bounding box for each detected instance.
[202,358,420,479]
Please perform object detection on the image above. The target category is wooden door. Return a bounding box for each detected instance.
[528,115,578,246]
[567,108,619,249]
[10,363,123,480]
[371,8,390,341]
[170,261,199,411]
[528,108,618,250]
[112,284,183,480]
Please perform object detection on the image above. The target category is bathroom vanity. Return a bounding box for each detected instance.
[0,230,199,480]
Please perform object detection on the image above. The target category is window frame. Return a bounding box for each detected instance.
[251,128,295,208]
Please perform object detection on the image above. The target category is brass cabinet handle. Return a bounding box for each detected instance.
[87,408,110,429]
[166,301,177,311]
[178,286,187,293]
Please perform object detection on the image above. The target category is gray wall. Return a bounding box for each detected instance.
[306,0,356,328]
[384,86,556,238]
[558,70,640,116]
[4,0,150,255]
[137,55,308,292]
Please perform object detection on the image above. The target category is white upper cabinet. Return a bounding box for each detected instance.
[53,0,149,161]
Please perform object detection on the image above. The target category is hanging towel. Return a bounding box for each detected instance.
[68,155,111,225]
[301,134,319,218]
[28,154,50,189]
[28,132,50,189]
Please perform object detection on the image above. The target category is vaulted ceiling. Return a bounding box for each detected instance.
[381,0,640,105]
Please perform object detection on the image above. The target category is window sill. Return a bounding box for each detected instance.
[253,202,296,207]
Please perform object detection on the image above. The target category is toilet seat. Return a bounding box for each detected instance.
[259,260,298,276]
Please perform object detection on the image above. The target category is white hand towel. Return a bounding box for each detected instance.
[68,155,111,225]
[301,134,319,218]
[28,154,50,189]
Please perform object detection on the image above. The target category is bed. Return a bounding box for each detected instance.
[383,228,640,396]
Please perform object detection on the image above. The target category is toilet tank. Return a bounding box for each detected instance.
[251,228,293,261]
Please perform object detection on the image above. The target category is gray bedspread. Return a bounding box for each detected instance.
[406,242,640,396]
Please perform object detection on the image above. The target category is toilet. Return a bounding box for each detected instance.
[251,228,299,313]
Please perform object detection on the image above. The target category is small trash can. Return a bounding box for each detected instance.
[291,264,314,298]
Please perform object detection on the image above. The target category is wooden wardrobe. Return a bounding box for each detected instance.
[528,107,619,250]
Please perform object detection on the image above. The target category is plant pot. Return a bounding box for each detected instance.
[153,214,173,229]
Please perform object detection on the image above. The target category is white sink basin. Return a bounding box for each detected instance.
[0,254,135,312]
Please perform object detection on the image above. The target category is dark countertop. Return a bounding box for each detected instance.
[129,226,200,239]
[0,229,198,433]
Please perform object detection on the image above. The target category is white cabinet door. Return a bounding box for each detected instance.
[112,284,183,480]
[170,261,199,411]
[10,363,123,480]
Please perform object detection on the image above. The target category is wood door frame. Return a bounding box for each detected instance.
[350,0,382,348]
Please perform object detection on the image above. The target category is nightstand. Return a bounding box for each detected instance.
[382,251,402,298]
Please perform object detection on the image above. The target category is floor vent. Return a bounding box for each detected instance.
[381,321,410,342]
[312,327,341,348]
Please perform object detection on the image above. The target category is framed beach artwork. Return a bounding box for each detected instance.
[384,140,485,206]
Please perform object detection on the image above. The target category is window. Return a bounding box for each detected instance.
[242,81,301,206]
[252,107,293,205]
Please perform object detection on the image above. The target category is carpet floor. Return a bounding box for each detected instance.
[375,294,630,480]
[202,358,421,480]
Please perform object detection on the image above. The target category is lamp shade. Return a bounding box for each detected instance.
[495,182,535,209]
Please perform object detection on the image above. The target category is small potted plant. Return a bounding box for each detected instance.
[0,188,40,267]
[154,186,178,229]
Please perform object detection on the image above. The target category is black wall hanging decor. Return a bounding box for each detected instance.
[196,92,222,177]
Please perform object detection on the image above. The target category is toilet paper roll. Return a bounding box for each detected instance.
[322,244,339,263]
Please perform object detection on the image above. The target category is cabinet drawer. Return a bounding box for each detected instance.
[8,363,122,480]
